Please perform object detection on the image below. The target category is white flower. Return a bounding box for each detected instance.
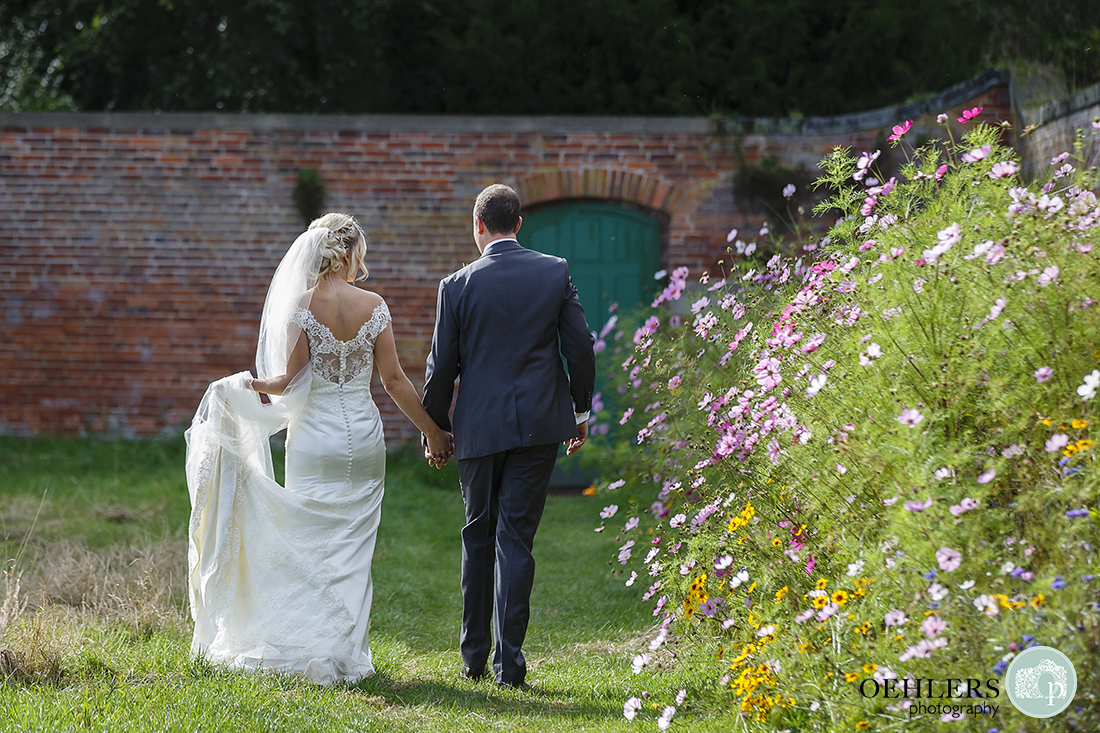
[657,706,676,731]
[928,583,948,601]
[730,568,750,588]
[959,580,975,590]
[847,560,865,577]
[974,594,999,617]
[1078,370,1100,400]
[934,467,955,480]
[669,513,686,528]
[783,183,796,198]
[623,696,643,721]
[675,689,687,705]
[626,571,638,586]
[756,624,776,638]
[631,653,650,674]
[1001,561,1015,575]
[649,627,668,651]
[806,373,827,398]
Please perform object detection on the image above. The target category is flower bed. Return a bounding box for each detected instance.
[588,118,1100,731]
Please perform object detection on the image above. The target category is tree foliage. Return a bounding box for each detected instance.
[0,0,1093,116]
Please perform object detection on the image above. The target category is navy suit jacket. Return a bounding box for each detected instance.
[423,239,596,460]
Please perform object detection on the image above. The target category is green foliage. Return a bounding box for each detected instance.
[292,168,326,226]
[1,0,990,116]
[587,123,1100,730]
[971,0,1100,92]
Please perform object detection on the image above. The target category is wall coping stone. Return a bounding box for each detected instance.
[0,70,1008,137]
[1017,80,1100,129]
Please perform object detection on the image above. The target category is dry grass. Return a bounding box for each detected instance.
[1,538,188,684]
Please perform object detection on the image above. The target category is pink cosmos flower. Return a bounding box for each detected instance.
[956,106,982,124]
[935,547,962,572]
[977,469,996,484]
[1034,366,1053,383]
[795,609,815,623]
[600,504,619,519]
[936,113,949,124]
[1037,266,1059,286]
[989,161,1019,179]
[897,408,924,427]
[783,183,796,198]
[885,610,908,626]
[1045,433,1069,452]
[904,498,933,512]
[949,497,979,516]
[934,164,949,181]
[887,120,913,142]
[921,615,947,638]
[961,145,991,163]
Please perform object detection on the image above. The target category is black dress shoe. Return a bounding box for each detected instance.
[462,665,488,681]
[496,679,529,690]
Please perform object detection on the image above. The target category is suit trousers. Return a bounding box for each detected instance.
[457,443,558,685]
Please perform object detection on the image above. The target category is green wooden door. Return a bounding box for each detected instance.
[519,203,662,329]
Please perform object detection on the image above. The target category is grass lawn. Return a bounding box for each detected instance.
[0,437,737,732]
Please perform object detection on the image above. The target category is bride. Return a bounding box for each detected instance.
[185,212,452,684]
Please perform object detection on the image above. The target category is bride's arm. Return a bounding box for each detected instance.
[250,334,309,395]
[374,323,453,458]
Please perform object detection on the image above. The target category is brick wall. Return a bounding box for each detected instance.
[1015,81,1100,180]
[0,73,1013,442]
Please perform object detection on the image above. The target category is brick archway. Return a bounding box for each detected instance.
[514,168,680,213]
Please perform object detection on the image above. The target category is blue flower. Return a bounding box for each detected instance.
[992,660,1007,676]
[1065,508,1089,518]
[1051,575,1066,590]
[1059,456,1071,467]
[1022,634,1036,643]
[923,569,937,580]
[1083,575,1096,582]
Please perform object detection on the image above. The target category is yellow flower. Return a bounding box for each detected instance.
[1071,419,1089,429]
[1077,439,1094,450]
[771,538,783,547]
[856,722,871,730]
[831,590,849,605]
[844,672,860,683]
[815,578,828,590]
[994,593,1011,609]
[863,663,877,674]
[893,634,904,641]
[1064,445,1078,456]
[812,595,828,609]
[1030,593,1045,608]
[1041,418,1053,426]
[747,582,757,594]
[774,586,788,602]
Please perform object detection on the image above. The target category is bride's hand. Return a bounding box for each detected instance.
[425,429,454,469]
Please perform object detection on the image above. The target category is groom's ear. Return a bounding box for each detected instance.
[514,216,522,235]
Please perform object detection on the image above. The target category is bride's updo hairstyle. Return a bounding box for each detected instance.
[309,212,369,281]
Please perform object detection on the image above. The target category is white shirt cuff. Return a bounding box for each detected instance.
[575,411,590,425]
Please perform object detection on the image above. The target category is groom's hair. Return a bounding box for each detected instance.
[473,184,521,235]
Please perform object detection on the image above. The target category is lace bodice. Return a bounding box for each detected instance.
[292,301,391,386]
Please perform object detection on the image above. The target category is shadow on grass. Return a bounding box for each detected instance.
[351,669,620,720]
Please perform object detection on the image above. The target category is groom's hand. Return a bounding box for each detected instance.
[564,421,588,456]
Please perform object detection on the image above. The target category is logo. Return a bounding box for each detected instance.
[1005,646,1077,718]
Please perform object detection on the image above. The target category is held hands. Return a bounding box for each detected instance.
[564,420,588,456]
[424,428,454,469]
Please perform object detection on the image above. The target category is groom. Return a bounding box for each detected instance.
[422,183,596,688]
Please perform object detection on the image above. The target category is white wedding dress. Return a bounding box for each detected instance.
[185,299,391,684]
